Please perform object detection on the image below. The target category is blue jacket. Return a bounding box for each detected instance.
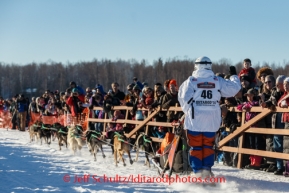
[136,81,144,90]
[76,85,85,95]
[17,100,28,113]
[96,84,107,96]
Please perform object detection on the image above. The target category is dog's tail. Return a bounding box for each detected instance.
[134,132,145,162]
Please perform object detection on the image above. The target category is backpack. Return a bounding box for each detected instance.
[172,136,191,174]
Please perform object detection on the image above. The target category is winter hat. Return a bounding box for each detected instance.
[72,88,79,93]
[256,67,274,81]
[169,79,177,87]
[70,81,76,86]
[95,84,106,95]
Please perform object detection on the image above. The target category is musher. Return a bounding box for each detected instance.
[178,56,241,178]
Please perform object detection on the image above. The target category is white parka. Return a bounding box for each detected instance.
[178,69,241,132]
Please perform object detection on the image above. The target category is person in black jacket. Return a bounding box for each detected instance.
[261,75,286,173]
[16,94,28,131]
[103,93,121,119]
[219,103,239,167]
[111,82,125,102]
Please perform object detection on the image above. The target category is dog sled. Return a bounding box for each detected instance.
[151,120,192,178]
[151,122,219,187]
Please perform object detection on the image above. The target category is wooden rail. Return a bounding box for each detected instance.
[2,104,288,169]
[88,105,181,142]
[219,106,289,168]
[73,105,289,168]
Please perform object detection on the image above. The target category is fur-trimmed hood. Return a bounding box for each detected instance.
[256,67,274,81]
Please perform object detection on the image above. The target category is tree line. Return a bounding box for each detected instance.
[0,58,288,99]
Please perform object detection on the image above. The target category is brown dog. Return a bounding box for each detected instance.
[113,133,133,167]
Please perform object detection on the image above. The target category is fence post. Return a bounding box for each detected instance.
[237,111,245,169]
[145,109,150,135]
[103,112,107,132]
[126,107,160,138]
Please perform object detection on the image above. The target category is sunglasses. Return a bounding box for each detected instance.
[264,81,272,84]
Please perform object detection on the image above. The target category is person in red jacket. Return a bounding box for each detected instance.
[238,58,257,87]
[66,88,85,117]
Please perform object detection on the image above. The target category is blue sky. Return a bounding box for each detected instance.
[1,0,289,66]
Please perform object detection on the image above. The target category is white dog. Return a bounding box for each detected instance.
[67,125,86,155]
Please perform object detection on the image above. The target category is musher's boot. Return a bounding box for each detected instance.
[190,170,203,185]
[202,169,216,187]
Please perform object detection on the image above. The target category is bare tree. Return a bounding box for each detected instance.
[0,58,288,99]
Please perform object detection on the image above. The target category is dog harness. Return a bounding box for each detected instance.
[114,132,129,144]
[88,130,103,142]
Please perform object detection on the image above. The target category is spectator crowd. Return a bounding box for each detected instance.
[0,58,288,176]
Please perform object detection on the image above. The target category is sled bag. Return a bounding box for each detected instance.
[157,132,175,154]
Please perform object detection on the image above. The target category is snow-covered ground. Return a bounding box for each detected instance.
[0,129,288,193]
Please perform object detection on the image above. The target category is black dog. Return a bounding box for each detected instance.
[38,123,52,145]
[51,123,68,150]
[85,130,106,161]
[134,133,158,168]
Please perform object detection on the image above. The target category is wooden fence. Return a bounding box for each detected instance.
[88,105,181,143]
[1,105,289,168]
[218,106,289,168]
[87,105,289,168]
